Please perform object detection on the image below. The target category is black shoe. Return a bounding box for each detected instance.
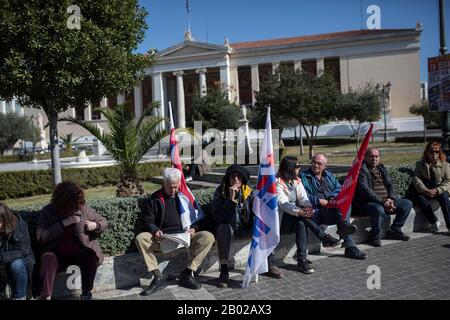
[218,271,229,288]
[321,234,341,247]
[387,230,410,241]
[344,246,367,260]
[336,222,357,238]
[80,291,93,300]
[367,236,382,247]
[140,277,162,296]
[262,266,284,279]
[297,259,314,274]
[179,271,201,290]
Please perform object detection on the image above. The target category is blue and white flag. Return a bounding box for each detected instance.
[242,107,280,288]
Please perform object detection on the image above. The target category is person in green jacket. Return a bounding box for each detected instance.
[411,141,450,233]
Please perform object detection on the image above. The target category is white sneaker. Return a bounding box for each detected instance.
[185,176,193,182]
[431,221,441,233]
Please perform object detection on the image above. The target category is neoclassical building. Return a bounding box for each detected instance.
[1,27,423,143]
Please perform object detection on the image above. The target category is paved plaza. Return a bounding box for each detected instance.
[90,230,450,301]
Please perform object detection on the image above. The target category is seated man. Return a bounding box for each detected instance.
[353,148,412,247]
[212,164,254,287]
[135,168,215,296]
[301,153,367,260]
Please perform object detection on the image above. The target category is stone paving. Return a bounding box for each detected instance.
[92,230,450,300]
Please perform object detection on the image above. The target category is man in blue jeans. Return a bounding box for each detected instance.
[301,153,367,260]
[353,148,412,247]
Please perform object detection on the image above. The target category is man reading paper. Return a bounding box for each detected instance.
[135,168,215,296]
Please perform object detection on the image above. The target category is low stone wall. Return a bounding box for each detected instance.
[51,205,444,298]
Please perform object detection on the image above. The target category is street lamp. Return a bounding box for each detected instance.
[382,81,392,142]
[30,114,37,162]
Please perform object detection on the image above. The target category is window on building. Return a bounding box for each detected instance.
[91,101,101,120]
[142,76,153,110]
[258,64,272,85]
[107,96,117,108]
[238,66,252,106]
[324,57,341,91]
[75,108,84,121]
[301,60,317,76]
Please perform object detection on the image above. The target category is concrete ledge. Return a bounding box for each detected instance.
[51,205,446,298]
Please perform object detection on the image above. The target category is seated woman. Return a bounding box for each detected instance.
[0,203,35,300]
[276,156,339,274]
[36,181,108,300]
[212,164,254,288]
[411,141,450,233]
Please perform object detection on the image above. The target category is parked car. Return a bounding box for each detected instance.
[72,135,97,151]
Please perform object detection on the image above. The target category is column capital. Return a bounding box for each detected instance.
[173,70,184,77]
[195,68,207,74]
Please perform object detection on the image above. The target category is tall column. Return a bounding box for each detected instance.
[251,64,259,105]
[84,103,92,121]
[220,56,231,101]
[100,97,107,120]
[272,62,280,74]
[196,68,207,97]
[69,107,76,118]
[117,94,125,105]
[134,83,143,119]
[0,100,5,114]
[316,58,324,76]
[294,60,302,71]
[152,72,165,130]
[10,99,16,114]
[173,71,186,128]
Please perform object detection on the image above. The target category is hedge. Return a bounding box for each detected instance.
[16,188,216,257]
[0,161,170,200]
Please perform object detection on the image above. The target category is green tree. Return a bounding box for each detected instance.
[409,100,439,142]
[0,113,35,155]
[61,103,166,197]
[338,82,382,150]
[0,0,153,186]
[255,67,339,158]
[190,88,240,130]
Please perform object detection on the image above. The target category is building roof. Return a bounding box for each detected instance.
[230,29,418,50]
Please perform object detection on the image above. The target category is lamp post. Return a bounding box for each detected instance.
[382,81,391,142]
[30,114,37,162]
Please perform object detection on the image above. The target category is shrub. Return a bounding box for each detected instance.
[0,161,170,200]
[15,187,217,257]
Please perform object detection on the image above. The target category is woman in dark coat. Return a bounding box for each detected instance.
[0,202,35,300]
[36,181,108,300]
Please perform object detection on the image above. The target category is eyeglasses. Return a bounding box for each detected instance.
[429,150,440,154]
[312,161,325,167]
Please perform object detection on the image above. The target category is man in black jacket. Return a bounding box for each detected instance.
[135,168,215,296]
[353,148,412,247]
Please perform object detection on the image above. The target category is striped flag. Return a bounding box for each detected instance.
[326,124,373,220]
[242,107,280,288]
[168,102,203,229]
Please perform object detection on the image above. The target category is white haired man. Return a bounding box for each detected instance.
[135,168,215,296]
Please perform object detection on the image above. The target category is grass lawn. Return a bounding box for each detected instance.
[285,141,426,166]
[4,181,161,210]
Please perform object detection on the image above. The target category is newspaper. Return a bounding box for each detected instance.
[159,232,191,254]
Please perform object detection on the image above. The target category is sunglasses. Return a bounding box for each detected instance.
[429,150,440,154]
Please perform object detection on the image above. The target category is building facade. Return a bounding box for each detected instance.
[1,27,423,144]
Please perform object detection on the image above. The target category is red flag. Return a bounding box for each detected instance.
[169,104,197,208]
[326,124,373,219]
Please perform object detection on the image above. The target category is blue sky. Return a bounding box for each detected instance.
[138,0,450,82]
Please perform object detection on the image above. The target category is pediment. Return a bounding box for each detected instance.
[157,41,229,59]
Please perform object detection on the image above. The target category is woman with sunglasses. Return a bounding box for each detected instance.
[411,141,450,233]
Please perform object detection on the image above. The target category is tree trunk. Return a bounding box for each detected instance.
[299,125,304,155]
[116,170,144,197]
[49,109,62,186]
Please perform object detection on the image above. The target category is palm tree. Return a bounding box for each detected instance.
[60,133,73,152]
[61,102,166,197]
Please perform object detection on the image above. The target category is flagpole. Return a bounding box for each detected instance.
[168,101,174,129]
